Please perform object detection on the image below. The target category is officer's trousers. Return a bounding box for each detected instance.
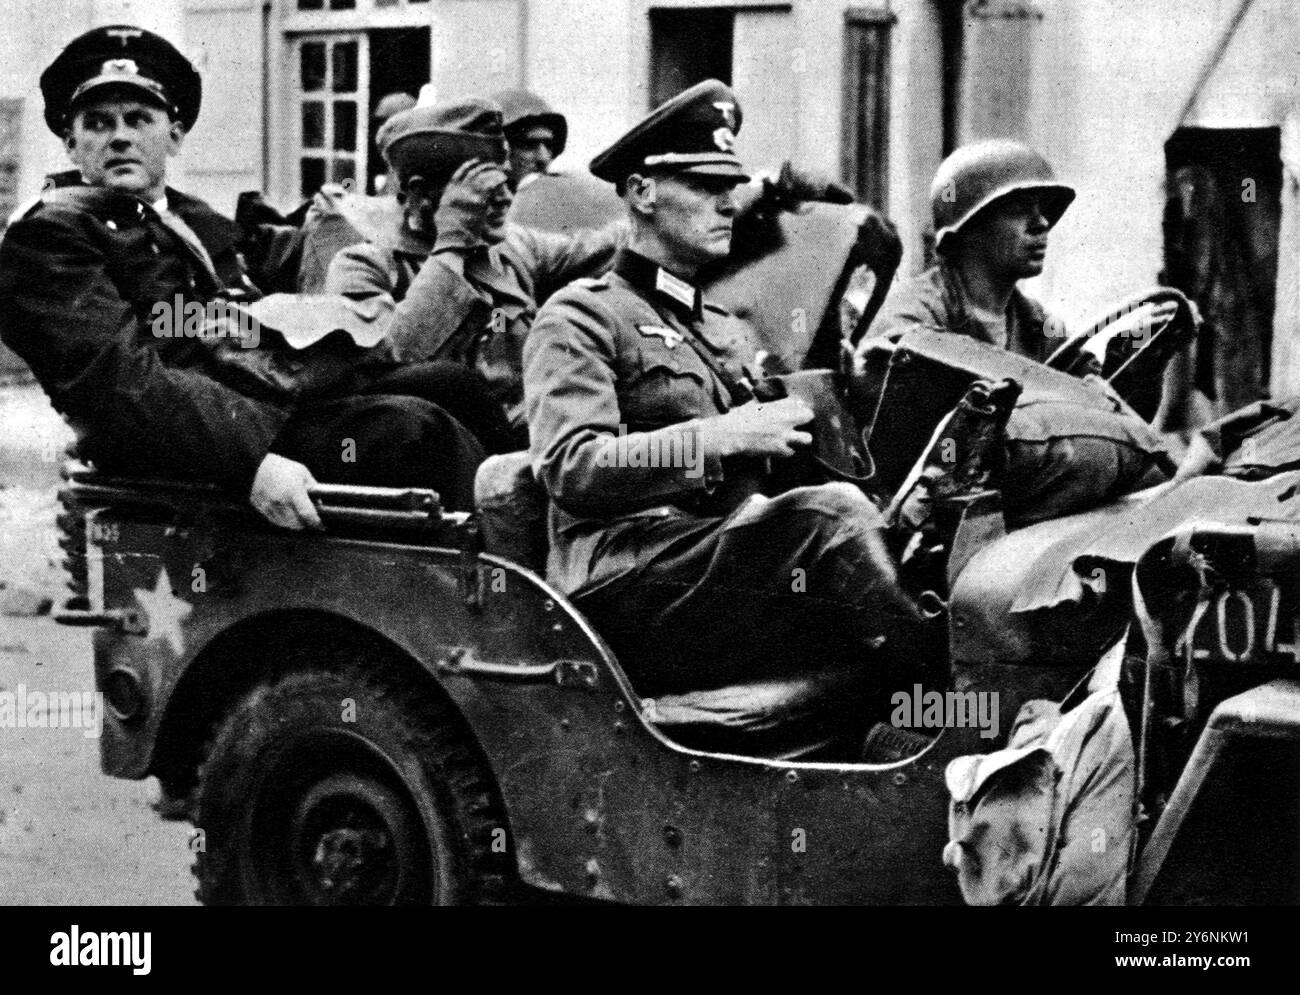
[274,362,506,512]
[572,482,925,696]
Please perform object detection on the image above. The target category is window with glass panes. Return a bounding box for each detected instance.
[294,34,368,196]
[284,0,434,198]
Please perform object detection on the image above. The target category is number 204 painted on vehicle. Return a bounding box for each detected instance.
[1176,579,1300,664]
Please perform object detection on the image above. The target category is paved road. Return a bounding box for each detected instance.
[0,616,197,905]
[0,383,196,905]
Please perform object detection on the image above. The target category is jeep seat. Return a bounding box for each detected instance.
[474,451,549,572]
[472,454,870,760]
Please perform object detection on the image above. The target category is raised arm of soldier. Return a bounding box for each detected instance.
[324,99,626,437]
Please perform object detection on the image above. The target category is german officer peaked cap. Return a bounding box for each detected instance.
[41,25,202,134]
[590,79,749,189]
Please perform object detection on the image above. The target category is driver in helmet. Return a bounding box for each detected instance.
[855,141,1172,526]
[863,140,1074,362]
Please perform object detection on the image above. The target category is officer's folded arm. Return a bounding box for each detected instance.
[0,212,282,492]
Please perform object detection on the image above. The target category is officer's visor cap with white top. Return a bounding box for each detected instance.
[590,79,749,191]
[40,24,201,134]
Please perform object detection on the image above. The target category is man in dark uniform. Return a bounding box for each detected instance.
[0,26,489,525]
[326,97,625,442]
[523,80,922,696]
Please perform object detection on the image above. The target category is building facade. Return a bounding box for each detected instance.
[2,0,1298,406]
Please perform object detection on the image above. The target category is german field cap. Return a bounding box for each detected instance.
[41,25,201,134]
[373,91,416,122]
[377,98,508,178]
[590,79,748,187]
[492,89,568,157]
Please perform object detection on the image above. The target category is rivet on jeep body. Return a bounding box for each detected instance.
[785,770,799,784]
[893,772,907,786]
[665,875,683,898]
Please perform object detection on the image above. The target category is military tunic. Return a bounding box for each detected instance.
[862,262,1057,363]
[0,177,488,508]
[855,260,1169,526]
[327,220,624,436]
[524,249,919,695]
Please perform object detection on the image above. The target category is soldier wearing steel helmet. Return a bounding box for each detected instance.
[860,142,1173,525]
[491,89,568,192]
[523,80,924,697]
[862,140,1075,363]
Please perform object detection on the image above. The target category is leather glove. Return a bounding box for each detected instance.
[433,160,511,254]
[763,160,856,211]
[854,208,903,278]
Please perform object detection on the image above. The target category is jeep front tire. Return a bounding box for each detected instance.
[192,662,506,906]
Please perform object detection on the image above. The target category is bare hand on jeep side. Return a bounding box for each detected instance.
[250,453,323,530]
[697,397,814,459]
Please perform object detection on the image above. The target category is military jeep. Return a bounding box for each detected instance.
[52,198,1250,905]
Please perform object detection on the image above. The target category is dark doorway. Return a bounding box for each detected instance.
[937,0,964,155]
[841,10,892,210]
[649,8,733,110]
[1163,128,1281,416]
[367,28,430,194]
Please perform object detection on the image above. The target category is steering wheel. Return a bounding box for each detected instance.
[1044,287,1198,422]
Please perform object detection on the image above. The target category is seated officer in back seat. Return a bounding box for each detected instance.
[523,80,925,698]
[0,25,495,525]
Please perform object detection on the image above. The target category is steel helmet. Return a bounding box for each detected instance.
[930,140,1075,252]
[491,89,568,158]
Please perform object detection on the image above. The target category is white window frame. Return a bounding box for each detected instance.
[292,32,370,196]
[274,0,434,201]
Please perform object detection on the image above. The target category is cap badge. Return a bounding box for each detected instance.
[712,101,737,130]
[101,58,140,77]
[712,127,736,153]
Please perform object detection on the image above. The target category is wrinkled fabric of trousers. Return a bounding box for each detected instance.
[272,361,502,512]
[573,482,924,698]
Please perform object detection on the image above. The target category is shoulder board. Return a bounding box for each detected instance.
[570,274,613,292]
[703,300,733,317]
[22,184,147,226]
[7,193,43,227]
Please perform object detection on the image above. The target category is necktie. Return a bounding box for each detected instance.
[152,206,222,293]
